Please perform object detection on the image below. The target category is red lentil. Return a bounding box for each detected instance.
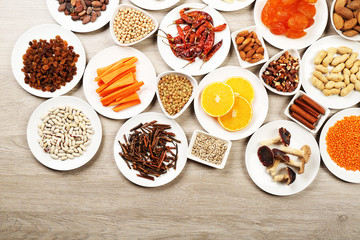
[326,115,360,171]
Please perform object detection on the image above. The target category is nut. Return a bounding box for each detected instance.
[235,30,265,64]
[336,6,354,19]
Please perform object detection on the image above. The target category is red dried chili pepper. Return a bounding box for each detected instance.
[204,39,223,62]
[213,23,227,32]
[200,30,214,59]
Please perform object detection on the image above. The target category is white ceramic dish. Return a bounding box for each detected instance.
[231,26,269,69]
[284,91,330,134]
[301,35,360,109]
[156,71,198,119]
[330,0,360,41]
[110,4,159,46]
[202,0,255,11]
[83,46,156,120]
[194,66,268,141]
[11,24,86,98]
[113,112,188,187]
[27,96,102,171]
[319,108,360,183]
[245,120,321,196]
[187,130,232,169]
[157,3,231,76]
[253,0,328,50]
[130,0,180,10]
[47,0,118,33]
[259,49,301,96]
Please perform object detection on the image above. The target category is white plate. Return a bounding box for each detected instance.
[83,46,156,119]
[157,3,231,76]
[301,35,360,109]
[202,0,255,12]
[47,0,118,33]
[130,0,180,10]
[110,4,159,46]
[113,112,188,187]
[27,96,102,171]
[194,66,268,140]
[245,120,321,196]
[319,108,360,183]
[231,26,269,69]
[330,0,360,41]
[11,24,86,98]
[156,71,198,119]
[259,49,301,96]
[254,0,328,50]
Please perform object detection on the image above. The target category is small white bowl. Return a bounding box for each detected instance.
[110,4,159,46]
[284,90,330,134]
[156,71,198,119]
[259,49,301,96]
[187,130,232,169]
[231,26,269,69]
[330,0,360,41]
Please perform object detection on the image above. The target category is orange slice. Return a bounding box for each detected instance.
[225,76,254,104]
[218,96,252,131]
[201,82,235,117]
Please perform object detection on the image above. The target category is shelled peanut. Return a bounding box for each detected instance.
[312,46,360,96]
[235,30,264,64]
[333,0,360,37]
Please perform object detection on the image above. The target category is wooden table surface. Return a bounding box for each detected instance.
[1,0,359,239]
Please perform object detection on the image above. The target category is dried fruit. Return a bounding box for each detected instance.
[21,35,79,92]
[261,0,317,39]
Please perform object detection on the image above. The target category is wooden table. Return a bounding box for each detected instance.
[1,0,359,239]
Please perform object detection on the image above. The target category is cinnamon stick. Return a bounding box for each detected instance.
[294,99,321,118]
[290,111,315,130]
[300,94,325,115]
[290,104,318,124]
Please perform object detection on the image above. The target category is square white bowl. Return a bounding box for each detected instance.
[110,4,159,46]
[187,130,232,169]
[156,71,198,119]
[284,90,330,134]
[259,48,302,96]
[231,25,269,69]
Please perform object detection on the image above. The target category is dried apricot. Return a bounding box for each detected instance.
[261,0,318,39]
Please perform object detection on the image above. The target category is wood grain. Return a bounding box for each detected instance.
[1,0,360,239]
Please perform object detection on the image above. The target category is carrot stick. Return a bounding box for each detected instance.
[108,92,139,106]
[100,81,144,106]
[96,60,120,76]
[113,99,141,112]
[101,64,136,84]
[95,57,137,82]
[96,67,136,93]
[99,72,135,97]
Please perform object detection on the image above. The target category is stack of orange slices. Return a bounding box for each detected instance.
[201,76,254,132]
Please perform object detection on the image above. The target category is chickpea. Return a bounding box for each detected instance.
[113,8,155,44]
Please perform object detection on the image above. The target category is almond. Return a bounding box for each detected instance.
[334,13,345,29]
[237,30,249,38]
[357,11,360,24]
[335,0,347,11]
[240,51,246,60]
[343,18,358,30]
[343,29,359,36]
[353,25,360,32]
[347,0,360,10]
[336,6,354,19]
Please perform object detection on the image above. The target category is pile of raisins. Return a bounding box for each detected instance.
[21,35,79,92]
